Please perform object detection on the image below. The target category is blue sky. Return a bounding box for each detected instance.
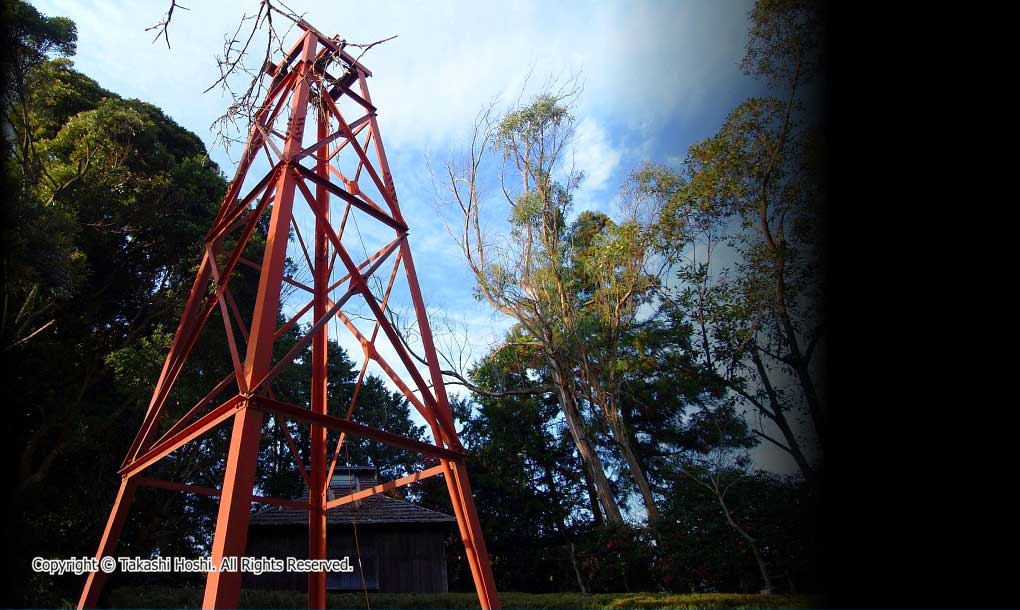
[31,0,800,479]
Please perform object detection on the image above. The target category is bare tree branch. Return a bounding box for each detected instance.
[146,0,190,50]
[385,305,554,399]
[199,0,396,152]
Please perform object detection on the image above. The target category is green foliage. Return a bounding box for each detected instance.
[654,472,818,593]
[444,322,769,594]
[105,325,174,400]
[510,191,544,229]
[494,94,571,158]
[439,0,826,596]
[434,332,593,592]
[572,524,657,593]
[2,4,295,605]
[1,37,235,598]
[1,172,82,303]
[626,0,828,493]
[251,335,428,502]
[2,5,424,605]
[21,58,109,141]
[3,0,829,603]
[742,0,826,87]
[0,0,76,86]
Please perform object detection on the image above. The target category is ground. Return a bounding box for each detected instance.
[106,586,820,608]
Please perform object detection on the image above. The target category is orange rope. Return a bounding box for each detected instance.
[344,443,371,609]
[320,68,369,609]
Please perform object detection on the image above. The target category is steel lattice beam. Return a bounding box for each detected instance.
[78,22,500,610]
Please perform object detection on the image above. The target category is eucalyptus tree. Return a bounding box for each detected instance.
[565,210,663,523]
[435,85,624,525]
[437,79,681,526]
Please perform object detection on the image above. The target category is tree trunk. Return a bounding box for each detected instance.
[541,464,590,593]
[717,490,773,594]
[608,415,660,524]
[774,270,825,449]
[569,543,588,594]
[750,344,817,484]
[748,538,774,594]
[793,357,825,448]
[552,368,624,525]
[763,195,825,451]
[584,475,605,526]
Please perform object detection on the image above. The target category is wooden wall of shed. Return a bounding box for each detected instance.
[243,525,449,593]
[376,528,448,593]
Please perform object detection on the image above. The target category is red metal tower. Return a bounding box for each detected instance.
[77,22,500,610]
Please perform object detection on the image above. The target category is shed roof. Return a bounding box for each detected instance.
[250,493,456,526]
[250,466,455,526]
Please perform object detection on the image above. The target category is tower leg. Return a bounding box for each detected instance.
[308,108,331,610]
[77,477,137,609]
[202,404,264,609]
[439,459,493,609]
[449,462,500,608]
[403,235,500,609]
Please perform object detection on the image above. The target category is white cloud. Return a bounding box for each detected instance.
[30,0,755,363]
[571,116,622,202]
[27,1,800,474]
[34,0,754,160]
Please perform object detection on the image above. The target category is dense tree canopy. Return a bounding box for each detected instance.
[0,3,431,605]
[432,0,827,597]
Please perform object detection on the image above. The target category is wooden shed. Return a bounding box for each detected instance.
[244,466,455,593]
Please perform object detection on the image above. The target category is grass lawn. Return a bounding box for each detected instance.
[107,586,820,608]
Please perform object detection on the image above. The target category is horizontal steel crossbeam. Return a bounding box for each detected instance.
[326,464,445,510]
[252,396,465,462]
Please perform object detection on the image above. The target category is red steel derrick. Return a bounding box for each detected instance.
[77,21,500,610]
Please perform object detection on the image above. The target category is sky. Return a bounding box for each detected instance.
[30,0,805,480]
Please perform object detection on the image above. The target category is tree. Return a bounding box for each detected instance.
[256,336,430,500]
[0,7,242,602]
[1,0,76,180]
[1,1,78,354]
[564,209,663,523]
[0,3,504,604]
[435,86,625,525]
[633,0,828,482]
[660,460,817,594]
[674,407,775,593]
[445,338,595,592]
